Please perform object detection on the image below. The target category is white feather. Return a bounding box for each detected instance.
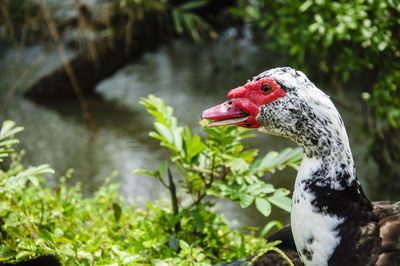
[291,155,344,266]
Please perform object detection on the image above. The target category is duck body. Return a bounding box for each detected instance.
[291,154,379,266]
[202,67,400,265]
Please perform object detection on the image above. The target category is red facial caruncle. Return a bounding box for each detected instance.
[201,77,286,128]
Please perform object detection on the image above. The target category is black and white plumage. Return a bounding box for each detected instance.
[202,67,400,266]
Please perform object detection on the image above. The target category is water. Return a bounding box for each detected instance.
[0,28,383,230]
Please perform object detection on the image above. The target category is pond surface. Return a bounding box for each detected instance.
[0,28,382,230]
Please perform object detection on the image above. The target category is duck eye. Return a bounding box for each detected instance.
[261,83,272,94]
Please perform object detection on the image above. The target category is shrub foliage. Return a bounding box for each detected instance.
[0,95,301,264]
[232,0,400,127]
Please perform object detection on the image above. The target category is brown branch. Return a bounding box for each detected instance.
[157,173,169,189]
[0,217,7,243]
[222,164,227,181]
[0,2,19,52]
[167,168,180,233]
[190,165,221,179]
[189,192,206,209]
[198,172,207,187]
[39,0,96,132]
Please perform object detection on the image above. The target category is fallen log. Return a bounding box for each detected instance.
[24,10,172,100]
[24,0,234,101]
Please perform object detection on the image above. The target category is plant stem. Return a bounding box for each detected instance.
[190,165,221,178]
[0,217,7,243]
[167,167,180,232]
[208,154,216,188]
[190,192,206,209]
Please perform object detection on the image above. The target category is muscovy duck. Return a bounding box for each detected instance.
[202,67,400,266]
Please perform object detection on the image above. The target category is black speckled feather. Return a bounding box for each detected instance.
[243,200,400,266]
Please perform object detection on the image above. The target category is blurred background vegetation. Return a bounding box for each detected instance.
[231,0,400,188]
[0,0,399,264]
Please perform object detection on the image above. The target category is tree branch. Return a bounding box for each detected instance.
[167,167,180,233]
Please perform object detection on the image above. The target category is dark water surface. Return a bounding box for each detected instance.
[0,29,380,229]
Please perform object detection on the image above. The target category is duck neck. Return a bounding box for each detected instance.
[297,135,362,204]
[291,118,376,265]
[296,151,366,219]
[290,97,366,203]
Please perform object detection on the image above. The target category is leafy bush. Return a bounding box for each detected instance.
[138,95,301,218]
[0,120,264,264]
[367,70,400,128]
[0,94,301,265]
[231,0,400,127]
[171,0,217,41]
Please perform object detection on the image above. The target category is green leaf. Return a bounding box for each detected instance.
[54,228,64,237]
[228,158,249,172]
[184,129,206,161]
[260,151,279,172]
[159,161,168,177]
[240,194,254,208]
[173,127,184,153]
[77,251,93,263]
[274,188,290,197]
[168,236,180,252]
[259,148,302,173]
[179,240,190,253]
[4,213,19,227]
[190,211,205,231]
[112,202,122,222]
[249,159,262,174]
[268,194,292,213]
[299,0,312,12]
[39,229,54,242]
[0,245,13,259]
[247,182,275,196]
[177,0,209,11]
[255,197,271,217]
[154,122,173,144]
[0,139,19,147]
[0,120,23,141]
[145,202,162,216]
[19,164,54,178]
[143,238,157,249]
[190,178,205,192]
[15,251,35,260]
[131,169,157,177]
[260,220,283,238]
[172,9,183,34]
[122,254,141,264]
[240,148,259,162]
